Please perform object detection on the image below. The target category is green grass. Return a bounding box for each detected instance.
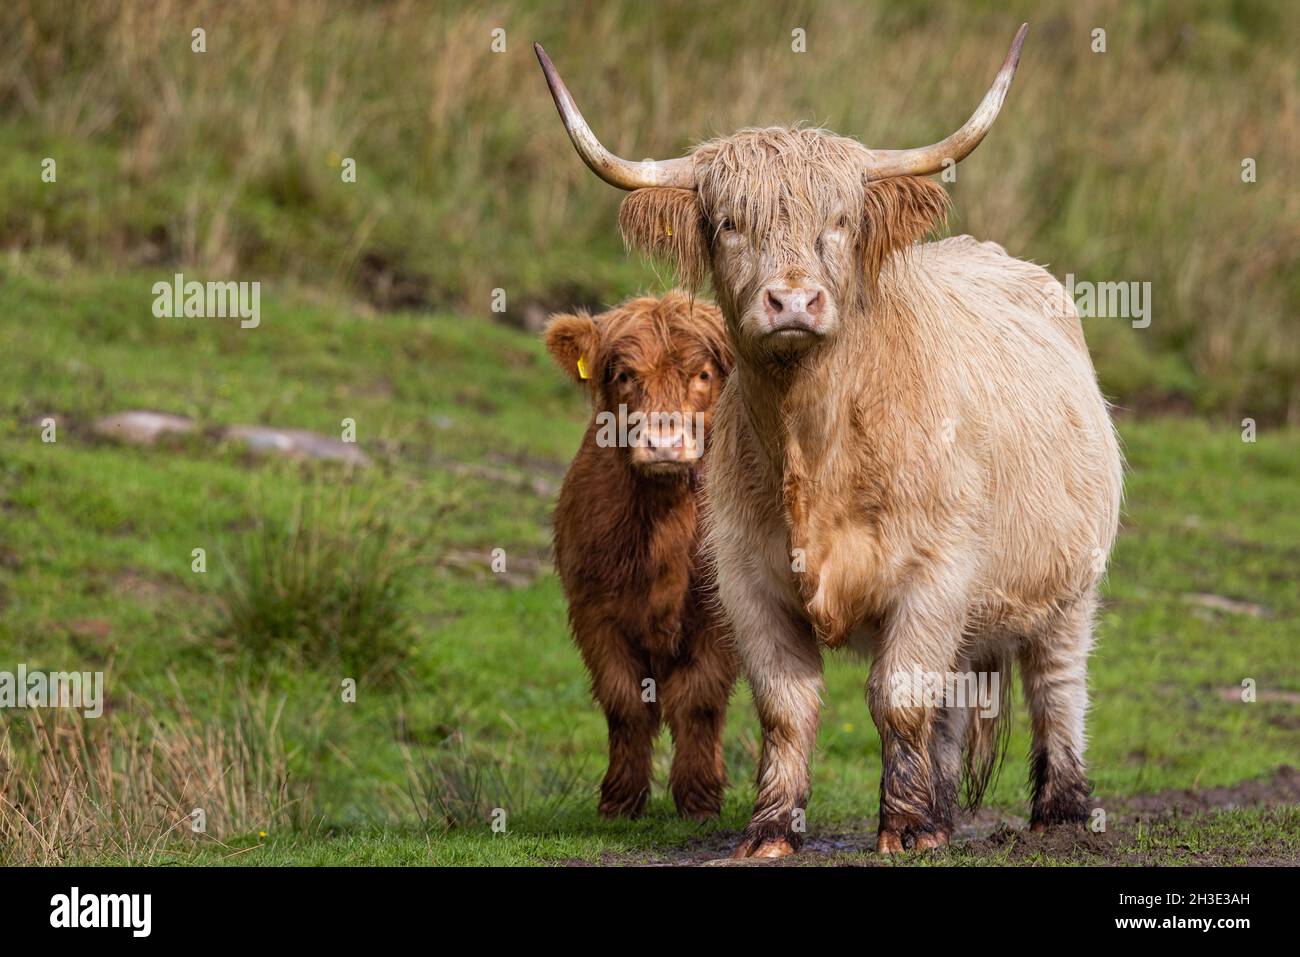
[0,267,1296,865]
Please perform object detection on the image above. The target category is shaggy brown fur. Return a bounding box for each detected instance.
[546,291,739,819]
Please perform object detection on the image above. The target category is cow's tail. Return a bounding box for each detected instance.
[960,649,1014,811]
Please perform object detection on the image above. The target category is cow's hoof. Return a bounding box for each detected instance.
[731,836,796,859]
[1029,819,1085,834]
[877,828,948,854]
[913,829,949,851]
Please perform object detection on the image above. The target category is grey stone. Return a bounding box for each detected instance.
[223,425,370,466]
[93,411,196,445]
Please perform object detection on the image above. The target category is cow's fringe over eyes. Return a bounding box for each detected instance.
[617,128,950,301]
[691,127,868,242]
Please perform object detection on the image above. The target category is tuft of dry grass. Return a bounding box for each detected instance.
[0,1,1295,417]
[0,686,307,865]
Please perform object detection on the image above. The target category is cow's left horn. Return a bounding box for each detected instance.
[535,43,696,191]
[862,23,1028,180]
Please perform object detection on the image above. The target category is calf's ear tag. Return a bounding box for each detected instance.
[576,355,591,380]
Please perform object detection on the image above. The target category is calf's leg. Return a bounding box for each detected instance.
[1020,596,1095,830]
[659,630,736,820]
[579,632,660,818]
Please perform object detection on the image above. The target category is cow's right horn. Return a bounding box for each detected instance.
[535,43,696,191]
[862,23,1028,180]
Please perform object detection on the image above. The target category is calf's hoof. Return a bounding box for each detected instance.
[731,836,796,860]
[597,791,648,819]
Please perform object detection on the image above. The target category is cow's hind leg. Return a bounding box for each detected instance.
[928,682,972,819]
[659,627,737,820]
[1020,596,1095,831]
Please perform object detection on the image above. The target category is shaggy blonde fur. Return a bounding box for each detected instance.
[612,126,1122,858]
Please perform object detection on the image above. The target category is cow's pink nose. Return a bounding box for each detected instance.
[763,285,824,320]
[647,430,685,449]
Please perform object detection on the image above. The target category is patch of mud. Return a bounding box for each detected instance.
[1115,764,1299,819]
[586,766,1300,867]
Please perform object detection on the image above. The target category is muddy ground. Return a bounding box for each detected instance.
[589,766,1300,866]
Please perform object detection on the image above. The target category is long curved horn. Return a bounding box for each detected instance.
[534,43,695,191]
[863,23,1028,180]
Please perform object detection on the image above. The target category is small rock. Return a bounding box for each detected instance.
[1182,592,1271,619]
[94,411,196,445]
[1217,686,1300,705]
[223,425,370,466]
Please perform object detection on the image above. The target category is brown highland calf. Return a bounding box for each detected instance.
[546,292,739,819]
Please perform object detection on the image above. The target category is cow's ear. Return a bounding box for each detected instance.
[544,311,600,385]
[860,175,950,278]
[618,188,710,289]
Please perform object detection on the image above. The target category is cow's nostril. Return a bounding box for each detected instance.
[806,290,823,316]
[765,289,785,316]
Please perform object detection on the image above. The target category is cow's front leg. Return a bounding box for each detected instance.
[722,574,822,859]
[867,592,967,853]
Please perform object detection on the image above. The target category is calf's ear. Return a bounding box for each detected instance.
[860,175,950,278]
[544,312,600,384]
[618,188,710,289]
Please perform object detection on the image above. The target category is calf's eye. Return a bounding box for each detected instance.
[698,370,711,382]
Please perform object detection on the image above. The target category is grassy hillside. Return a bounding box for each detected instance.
[0,0,1297,419]
[1,265,1296,864]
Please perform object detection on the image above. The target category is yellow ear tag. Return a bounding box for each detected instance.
[664,223,673,237]
[576,355,591,380]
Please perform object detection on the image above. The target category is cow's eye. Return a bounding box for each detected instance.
[833,214,851,230]
[615,370,631,385]
[717,217,735,233]
[698,369,711,382]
